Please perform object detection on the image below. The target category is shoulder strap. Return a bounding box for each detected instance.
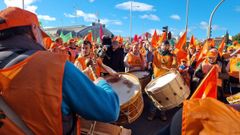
[0,97,34,135]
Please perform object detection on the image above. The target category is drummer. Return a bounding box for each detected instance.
[124,42,145,72]
[148,40,177,121]
[74,40,119,81]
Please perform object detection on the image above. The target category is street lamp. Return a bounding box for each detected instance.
[185,0,189,34]
[207,0,225,39]
[22,0,24,9]
[129,1,139,42]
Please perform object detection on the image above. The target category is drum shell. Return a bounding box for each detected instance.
[145,71,190,110]
[104,73,144,125]
[128,70,151,92]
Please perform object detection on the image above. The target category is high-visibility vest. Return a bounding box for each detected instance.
[0,51,81,135]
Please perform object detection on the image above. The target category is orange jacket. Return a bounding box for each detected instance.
[229,57,240,78]
[127,52,144,68]
[182,98,240,135]
[0,51,71,134]
[76,55,102,81]
[153,51,174,77]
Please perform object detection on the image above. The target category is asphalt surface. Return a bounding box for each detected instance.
[122,94,180,135]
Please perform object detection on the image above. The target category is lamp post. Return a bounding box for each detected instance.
[129,1,140,42]
[185,0,189,34]
[129,1,132,42]
[22,0,24,9]
[207,0,225,39]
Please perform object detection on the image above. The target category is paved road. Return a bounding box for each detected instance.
[122,94,180,135]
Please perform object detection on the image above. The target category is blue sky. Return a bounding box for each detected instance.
[0,0,240,39]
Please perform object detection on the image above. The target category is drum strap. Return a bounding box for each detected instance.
[0,96,34,135]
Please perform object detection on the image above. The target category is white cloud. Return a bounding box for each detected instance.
[75,10,98,22]
[65,10,122,25]
[200,21,208,30]
[38,15,56,21]
[200,21,226,31]
[4,0,56,22]
[89,0,95,3]
[149,29,161,35]
[64,13,76,18]
[170,14,181,21]
[4,0,38,13]
[116,1,154,12]
[235,6,240,12]
[140,14,160,21]
[101,19,122,25]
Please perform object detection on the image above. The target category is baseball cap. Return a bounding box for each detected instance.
[0,7,48,38]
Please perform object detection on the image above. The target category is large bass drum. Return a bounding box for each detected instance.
[128,70,151,92]
[145,70,190,110]
[104,73,143,125]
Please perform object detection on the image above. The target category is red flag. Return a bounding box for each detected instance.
[218,38,225,56]
[175,31,187,50]
[133,34,138,42]
[99,24,104,41]
[190,65,218,99]
[190,35,195,45]
[151,30,158,48]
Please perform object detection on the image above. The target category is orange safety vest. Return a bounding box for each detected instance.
[182,98,240,135]
[153,51,174,77]
[0,51,80,135]
[127,52,144,68]
[76,55,102,81]
[68,49,78,63]
[229,57,240,79]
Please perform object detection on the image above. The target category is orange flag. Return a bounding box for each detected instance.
[196,39,215,67]
[190,65,218,99]
[174,31,187,64]
[218,38,225,56]
[190,35,195,45]
[157,32,167,45]
[175,31,187,50]
[84,32,93,43]
[151,30,158,48]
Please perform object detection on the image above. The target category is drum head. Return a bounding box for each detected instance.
[129,70,150,79]
[104,73,141,105]
[146,72,176,93]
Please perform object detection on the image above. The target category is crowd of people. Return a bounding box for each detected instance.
[0,7,240,135]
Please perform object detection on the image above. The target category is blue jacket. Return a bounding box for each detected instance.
[62,61,120,122]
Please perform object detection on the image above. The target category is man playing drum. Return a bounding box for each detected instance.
[148,40,177,121]
[74,40,119,81]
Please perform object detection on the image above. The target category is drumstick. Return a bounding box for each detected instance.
[85,59,98,80]
[85,59,97,135]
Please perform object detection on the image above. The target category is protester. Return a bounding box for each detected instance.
[124,43,145,72]
[0,7,119,134]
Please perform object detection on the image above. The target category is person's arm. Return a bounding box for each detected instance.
[123,53,130,68]
[62,61,120,122]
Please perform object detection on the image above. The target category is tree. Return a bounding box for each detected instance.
[232,33,240,42]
